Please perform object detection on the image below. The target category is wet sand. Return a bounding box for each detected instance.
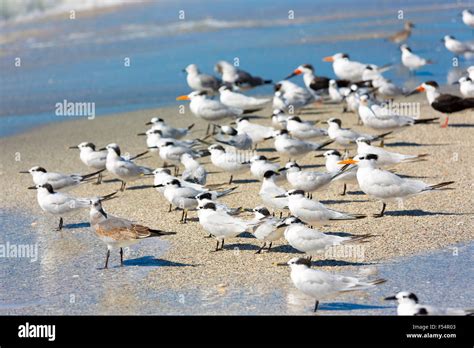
[1,93,473,314]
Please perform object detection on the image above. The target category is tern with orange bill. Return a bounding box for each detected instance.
[339,154,454,217]
[322,53,391,82]
[407,81,474,127]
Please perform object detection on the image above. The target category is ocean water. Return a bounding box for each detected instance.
[0,0,473,136]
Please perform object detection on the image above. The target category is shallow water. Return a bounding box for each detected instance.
[0,0,473,136]
[1,208,471,315]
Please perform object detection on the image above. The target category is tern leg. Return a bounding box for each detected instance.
[211,240,220,252]
[256,242,266,254]
[314,300,319,313]
[55,217,64,231]
[204,233,213,238]
[120,248,124,266]
[228,175,233,185]
[183,209,188,223]
[180,210,185,223]
[267,242,273,252]
[279,212,282,219]
[380,139,384,147]
[221,239,224,250]
[440,116,449,128]
[206,123,211,135]
[104,249,110,269]
[374,202,387,218]
[340,183,347,196]
[120,180,126,192]
[94,173,103,185]
[168,204,172,213]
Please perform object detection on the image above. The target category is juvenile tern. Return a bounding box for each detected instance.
[20,166,104,191]
[277,189,366,225]
[339,154,454,217]
[278,257,386,312]
[69,142,107,184]
[388,21,414,43]
[385,291,474,316]
[89,198,175,269]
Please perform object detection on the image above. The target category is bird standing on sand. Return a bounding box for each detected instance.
[277,257,386,312]
[184,64,221,93]
[69,142,107,184]
[339,154,454,217]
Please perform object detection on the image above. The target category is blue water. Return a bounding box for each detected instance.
[0,0,473,136]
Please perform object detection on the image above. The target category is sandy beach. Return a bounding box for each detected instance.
[1,92,472,314]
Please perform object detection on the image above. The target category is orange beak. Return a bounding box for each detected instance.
[293,69,302,75]
[176,95,190,101]
[323,56,334,62]
[338,159,358,165]
[416,86,425,92]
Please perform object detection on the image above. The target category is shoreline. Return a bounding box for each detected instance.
[1,95,473,313]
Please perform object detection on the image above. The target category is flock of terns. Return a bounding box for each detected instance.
[22,17,474,315]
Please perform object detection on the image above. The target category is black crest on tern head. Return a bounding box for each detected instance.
[169,179,181,186]
[288,190,305,196]
[364,154,378,161]
[424,81,439,88]
[263,170,278,179]
[197,192,212,200]
[202,202,216,210]
[294,258,312,267]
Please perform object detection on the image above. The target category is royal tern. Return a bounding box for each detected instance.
[279,161,346,192]
[214,60,272,89]
[219,86,270,112]
[250,206,285,253]
[156,179,236,223]
[29,183,114,231]
[208,144,250,184]
[214,125,253,150]
[103,143,151,191]
[197,202,256,251]
[442,35,474,56]
[235,117,275,146]
[356,138,428,167]
[279,216,372,257]
[408,81,474,127]
[358,95,438,131]
[266,129,333,160]
[180,153,207,185]
[326,118,391,147]
[20,166,104,191]
[456,76,474,98]
[69,142,107,184]
[385,291,474,316]
[277,257,386,312]
[400,44,432,72]
[388,21,414,43]
[145,117,194,139]
[319,150,357,195]
[184,64,221,93]
[323,53,391,82]
[89,198,175,268]
[259,170,288,210]
[176,91,243,132]
[286,116,327,140]
[243,155,280,181]
[339,154,454,217]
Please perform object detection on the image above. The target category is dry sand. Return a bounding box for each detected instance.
[1,94,473,297]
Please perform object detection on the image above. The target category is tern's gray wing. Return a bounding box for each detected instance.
[199,74,222,90]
